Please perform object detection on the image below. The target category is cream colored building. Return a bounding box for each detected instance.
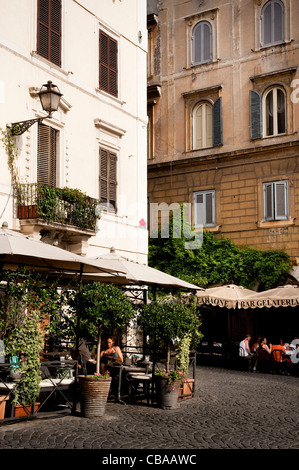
[147,0,299,261]
[0,0,148,263]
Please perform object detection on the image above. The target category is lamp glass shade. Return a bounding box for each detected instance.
[38,81,62,115]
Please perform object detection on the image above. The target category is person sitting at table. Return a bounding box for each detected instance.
[272,340,291,364]
[239,334,257,371]
[100,337,123,374]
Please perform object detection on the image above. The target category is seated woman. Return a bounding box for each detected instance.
[100,337,123,374]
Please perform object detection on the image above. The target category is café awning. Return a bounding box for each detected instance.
[238,285,299,309]
[196,284,256,309]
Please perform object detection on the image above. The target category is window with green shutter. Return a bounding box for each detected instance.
[99,31,118,97]
[37,123,58,188]
[37,0,61,66]
[99,148,117,211]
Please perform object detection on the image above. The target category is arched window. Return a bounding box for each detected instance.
[263,87,286,136]
[193,102,213,149]
[261,0,284,46]
[192,21,212,65]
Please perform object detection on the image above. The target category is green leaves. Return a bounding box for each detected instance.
[149,216,292,290]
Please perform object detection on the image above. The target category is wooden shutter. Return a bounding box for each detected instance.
[37,0,61,66]
[37,124,57,187]
[250,90,262,140]
[212,97,223,147]
[99,31,118,97]
[99,149,117,211]
[275,181,288,220]
[264,183,274,221]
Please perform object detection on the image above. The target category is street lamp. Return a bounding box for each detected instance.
[9,81,63,136]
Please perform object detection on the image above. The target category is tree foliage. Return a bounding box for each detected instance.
[70,282,135,373]
[148,208,292,290]
[138,297,202,372]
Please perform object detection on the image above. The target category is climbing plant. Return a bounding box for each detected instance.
[148,206,293,290]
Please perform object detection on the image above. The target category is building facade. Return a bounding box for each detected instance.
[147,0,299,262]
[0,0,148,263]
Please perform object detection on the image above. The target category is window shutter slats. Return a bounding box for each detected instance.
[37,0,61,67]
[37,124,57,188]
[250,90,262,140]
[212,97,223,147]
[99,149,117,211]
[99,31,118,97]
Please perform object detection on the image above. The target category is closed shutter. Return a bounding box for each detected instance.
[99,149,117,211]
[250,90,262,140]
[275,181,288,220]
[37,124,57,187]
[212,97,223,147]
[99,31,118,97]
[37,0,61,66]
[264,183,273,221]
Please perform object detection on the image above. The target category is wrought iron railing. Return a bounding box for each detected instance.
[15,183,99,231]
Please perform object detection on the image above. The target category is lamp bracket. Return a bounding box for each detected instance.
[9,117,44,136]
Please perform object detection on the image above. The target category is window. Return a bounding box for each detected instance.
[261,0,284,47]
[193,190,215,227]
[250,86,286,139]
[192,21,212,65]
[263,180,288,221]
[37,0,61,66]
[264,87,286,136]
[99,148,117,211]
[37,123,58,187]
[183,87,222,151]
[193,102,213,149]
[99,30,118,97]
[192,98,222,149]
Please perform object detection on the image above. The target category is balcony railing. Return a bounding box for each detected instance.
[15,183,99,232]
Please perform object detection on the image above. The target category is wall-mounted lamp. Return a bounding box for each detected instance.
[9,81,63,136]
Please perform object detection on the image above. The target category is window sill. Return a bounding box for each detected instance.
[194,225,220,233]
[257,218,295,229]
[95,88,126,106]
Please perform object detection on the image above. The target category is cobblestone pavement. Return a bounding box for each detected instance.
[0,366,298,452]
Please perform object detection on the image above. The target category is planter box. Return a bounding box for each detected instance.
[179,379,194,400]
[0,396,9,420]
[17,205,38,219]
[13,403,40,417]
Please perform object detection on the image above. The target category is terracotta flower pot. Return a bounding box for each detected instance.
[78,376,112,418]
[179,378,194,400]
[0,396,9,420]
[13,403,40,417]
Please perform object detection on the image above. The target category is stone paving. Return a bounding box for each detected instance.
[0,366,298,451]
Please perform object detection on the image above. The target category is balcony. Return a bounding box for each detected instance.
[15,184,99,255]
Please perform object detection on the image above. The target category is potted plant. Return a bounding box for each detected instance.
[70,282,135,417]
[177,333,194,400]
[0,269,61,417]
[138,297,201,409]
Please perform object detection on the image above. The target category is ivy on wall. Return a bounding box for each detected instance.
[148,208,293,290]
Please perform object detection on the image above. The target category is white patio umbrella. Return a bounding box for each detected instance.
[88,247,202,290]
[0,222,125,279]
[197,284,257,309]
[238,284,299,309]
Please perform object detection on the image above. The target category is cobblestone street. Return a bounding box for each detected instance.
[0,366,298,454]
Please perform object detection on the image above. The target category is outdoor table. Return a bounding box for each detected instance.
[107,364,149,404]
[0,359,78,420]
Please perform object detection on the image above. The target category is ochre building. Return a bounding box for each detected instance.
[147,0,299,261]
